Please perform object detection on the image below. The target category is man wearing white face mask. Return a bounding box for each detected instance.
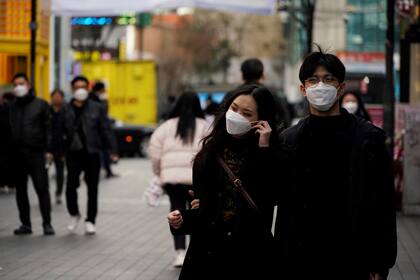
[61,76,118,235]
[8,73,55,236]
[274,48,396,280]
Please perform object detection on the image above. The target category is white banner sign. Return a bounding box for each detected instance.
[52,0,276,16]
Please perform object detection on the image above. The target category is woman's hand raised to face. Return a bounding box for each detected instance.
[167,210,183,229]
[251,121,272,148]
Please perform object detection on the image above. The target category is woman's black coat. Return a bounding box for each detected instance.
[173,141,278,280]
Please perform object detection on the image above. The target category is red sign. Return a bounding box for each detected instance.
[336,51,385,63]
[366,105,384,128]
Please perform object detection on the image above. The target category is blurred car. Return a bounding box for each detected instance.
[111,120,155,158]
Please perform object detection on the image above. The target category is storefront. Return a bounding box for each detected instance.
[0,0,50,99]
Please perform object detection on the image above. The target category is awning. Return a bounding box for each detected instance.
[52,0,277,16]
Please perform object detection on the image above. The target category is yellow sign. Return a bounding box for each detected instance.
[80,60,157,125]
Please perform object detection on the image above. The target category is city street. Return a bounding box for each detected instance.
[0,158,419,280]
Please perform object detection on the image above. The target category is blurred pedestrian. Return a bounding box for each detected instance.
[275,48,397,280]
[90,81,118,179]
[9,73,55,235]
[50,89,66,204]
[167,85,278,279]
[62,75,118,235]
[149,91,209,267]
[0,91,15,194]
[89,81,109,113]
[204,95,219,124]
[224,58,291,129]
[340,91,371,121]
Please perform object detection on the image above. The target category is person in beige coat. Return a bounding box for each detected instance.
[149,91,209,267]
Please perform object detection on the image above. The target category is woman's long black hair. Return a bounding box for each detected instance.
[339,91,371,121]
[168,91,205,145]
[195,84,278,163]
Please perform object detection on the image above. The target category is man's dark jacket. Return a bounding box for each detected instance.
[8,91,52,151]
[274,112,397,279]
[61,99,117,154]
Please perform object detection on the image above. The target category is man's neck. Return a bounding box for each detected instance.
[52,104,62,112]
[73,100,85,108]
[310,104,341,117]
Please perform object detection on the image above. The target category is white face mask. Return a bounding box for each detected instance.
[14,85,29,98]
[306,82,338,112]
[342,101,358,114]
[99,93,108,101]
[225,110,252,136]
[74,88,88,101]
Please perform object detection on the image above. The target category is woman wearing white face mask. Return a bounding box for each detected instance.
[167,85,281,280]
[339,91,371,121]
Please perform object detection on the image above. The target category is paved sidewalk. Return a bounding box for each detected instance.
[0,159,180,280]
[0,158,419,280]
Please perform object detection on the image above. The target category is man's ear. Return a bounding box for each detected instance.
[338,82,346,94]
[300,84,307,97]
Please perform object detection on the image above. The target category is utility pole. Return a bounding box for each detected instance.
[278,0,316,55]
[303,0,316,54]
[384,0,395,152]
[30,0,38,86]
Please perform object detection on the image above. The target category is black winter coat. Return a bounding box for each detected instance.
[274,112,397,279]
[61,100,117,154]
[50,107,65,156]
[174,139,278,280]
[8,92,52,152]
[0,103,13,186]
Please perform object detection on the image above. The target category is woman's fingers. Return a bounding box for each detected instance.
[191,199,200,209]
[167,210,183,229]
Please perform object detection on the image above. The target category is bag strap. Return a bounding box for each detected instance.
[217,156,261,214]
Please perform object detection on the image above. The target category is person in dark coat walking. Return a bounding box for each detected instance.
[50,89,66,204]
[89,81,118,178]
[168,85,279,280]
[0,92,15,193]
[274,48,397,280]
[62,76,118,235]
[8,73,55,235]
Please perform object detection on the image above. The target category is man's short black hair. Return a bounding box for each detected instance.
[71,75,89,87]
[299,47,346,84]
[12,72,29,83]
[51,88,64,97]
[241,58,264,83]
[92,81,105,92]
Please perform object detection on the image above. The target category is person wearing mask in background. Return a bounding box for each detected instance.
[274,48,396,280]
[62,76,118,235]
[89,81,118,179]
[0,91,14,194]
[167,85,279,279]
[340,91,371,121]
[50,89,66,204]
[8,73,54,235]
[149,92,209,267]
[223,58,291,130]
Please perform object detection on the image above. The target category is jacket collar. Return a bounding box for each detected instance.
[15,89,35,106]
